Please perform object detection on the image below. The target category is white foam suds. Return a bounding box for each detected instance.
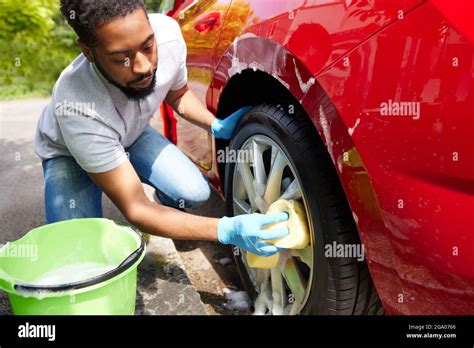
[293,58,315,93]
[223,288,251,311]
[218,257,232,266]
[348,117,361,136]
[15,288,59,300]
[319,105,334,161]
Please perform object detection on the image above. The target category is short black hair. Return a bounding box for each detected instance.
[60,0,147,47]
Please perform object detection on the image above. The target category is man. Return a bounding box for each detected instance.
[34,0,288,257]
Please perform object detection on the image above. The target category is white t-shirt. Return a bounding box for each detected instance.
[34,13,187,173]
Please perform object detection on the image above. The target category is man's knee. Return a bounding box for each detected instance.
[158,179,211,209]
[182,182,211,208]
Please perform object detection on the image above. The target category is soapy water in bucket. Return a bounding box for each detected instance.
[0,219,146,314]
[32,262,118,286]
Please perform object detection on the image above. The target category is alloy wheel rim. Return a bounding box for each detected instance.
[232,134,314,315]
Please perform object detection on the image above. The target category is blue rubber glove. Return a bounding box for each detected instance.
[211,106,252,139]
[217,212,289,257]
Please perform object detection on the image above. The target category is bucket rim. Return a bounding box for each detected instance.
[12,219,145,293]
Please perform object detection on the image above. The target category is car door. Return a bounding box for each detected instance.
[170,0,232,172]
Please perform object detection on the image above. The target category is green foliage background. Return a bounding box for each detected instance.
[0,0,163,100]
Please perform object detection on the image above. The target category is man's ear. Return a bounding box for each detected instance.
[78,39,94,62]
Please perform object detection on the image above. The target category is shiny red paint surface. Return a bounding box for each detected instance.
[164,0,474,314]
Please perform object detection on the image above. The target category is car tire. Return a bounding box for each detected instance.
[224,103,384,315]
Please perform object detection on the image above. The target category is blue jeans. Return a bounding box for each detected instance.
[42,126,211,223]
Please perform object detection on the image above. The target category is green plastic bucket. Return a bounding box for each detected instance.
[0,218,146,315]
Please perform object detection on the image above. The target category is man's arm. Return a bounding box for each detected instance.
[88,158,289,256]
[88,159,219,241]
[165,85,252,140]
[165,84,216,131]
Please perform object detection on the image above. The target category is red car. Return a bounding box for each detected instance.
[157,0,474,315]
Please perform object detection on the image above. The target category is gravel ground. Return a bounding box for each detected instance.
[176,189,252,315]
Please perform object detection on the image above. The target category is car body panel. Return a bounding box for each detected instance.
[315,1,474,314]
[168,0,232,173]
[161,0,474,314]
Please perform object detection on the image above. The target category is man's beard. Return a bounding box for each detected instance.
[94,59,157,101]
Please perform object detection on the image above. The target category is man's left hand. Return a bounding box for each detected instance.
[211,106,252,140]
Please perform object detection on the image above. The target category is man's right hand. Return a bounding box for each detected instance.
[217,213,289,257]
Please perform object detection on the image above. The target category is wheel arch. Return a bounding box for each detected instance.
[212,35,328,190]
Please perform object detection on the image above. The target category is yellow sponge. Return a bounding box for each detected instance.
[246,199,309,269]
[246,249,280,269]
[266,199,309,249]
